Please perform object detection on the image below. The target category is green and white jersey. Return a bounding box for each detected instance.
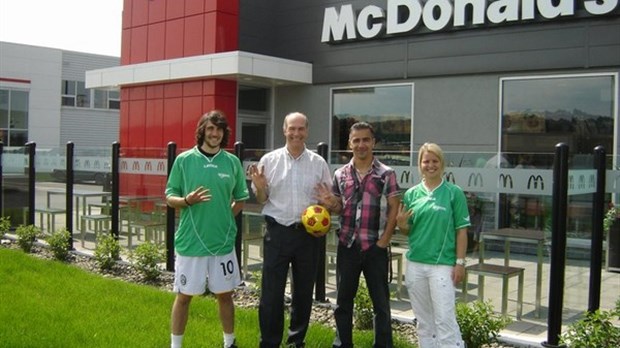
[165,147,249,256]
[402,179,470,266]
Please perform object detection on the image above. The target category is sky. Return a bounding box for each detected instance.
[0,0,123,57]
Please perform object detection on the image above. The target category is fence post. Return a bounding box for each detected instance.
[110,142,120,240]
[0,141,3,215]
[315,142,329,302]
[234,141,245,279]
[65,142,74,247]
[166,142,177,272]
[543,143,569,348]
[588,146,606,312]
[26,142,36,226]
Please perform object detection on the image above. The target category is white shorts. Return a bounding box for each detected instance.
[173,250,241,295]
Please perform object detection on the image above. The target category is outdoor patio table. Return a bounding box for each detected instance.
[479,228,546,318]
[46,189,112,231]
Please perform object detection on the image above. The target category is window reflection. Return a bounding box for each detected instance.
[500,74,616,237]
[331,84,413,165]
[0,88,29,146]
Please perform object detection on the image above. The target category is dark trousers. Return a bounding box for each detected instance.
[333,242,393,348]
[259,217,320,348]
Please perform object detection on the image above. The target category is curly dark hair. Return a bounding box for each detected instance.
[195,110,231,148]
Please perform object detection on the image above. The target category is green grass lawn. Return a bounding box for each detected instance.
[0,248,416,347]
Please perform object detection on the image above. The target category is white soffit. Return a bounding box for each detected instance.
[85,51,312,88]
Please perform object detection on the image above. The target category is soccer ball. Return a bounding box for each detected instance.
[301,205,331,235]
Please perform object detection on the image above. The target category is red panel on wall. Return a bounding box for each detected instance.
[147,0,166,24]
[166,0,185,20]
[163,97,183,146]
[182,96,203,148]
[121,29,131,65]
[164,83,183,98]
[204,12,238,53]
[129,86,146,101]
[146,85,164,100]
[145,99,164,147]
[165,18,184,59]
[131,0,149,27]
[183,81,203,97]
[120,100,130,146]
[128,100,147,148]
[205,0,239,14]
[130,26,148,64]
[122,0,132,29]
[185,0,204,16]
[184,15,204,57]
[203,80,236,97]
[147,22,166,62]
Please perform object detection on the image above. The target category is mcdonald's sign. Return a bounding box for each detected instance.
[445,172,456,184]
[132,161,140,171]
[120,160,128,171]
[157,161,166,172]
[145,161,153,172]
[400,171,411,184]
[468,173,483,187]
[499,173,513,188]
[527,175,544,190]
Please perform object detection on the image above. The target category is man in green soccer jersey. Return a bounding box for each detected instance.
[165,110,249,348]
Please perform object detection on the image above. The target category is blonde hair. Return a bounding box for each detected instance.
[417,142,445,178]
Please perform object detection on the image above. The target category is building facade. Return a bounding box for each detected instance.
[0,42,120,149]
[87,0,619,165]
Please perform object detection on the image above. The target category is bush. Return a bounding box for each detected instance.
[456,301,511,348]
[15,225,41,253]
[0,216,10,238]
[94,234,121,271]
[46,228,71,261]
[354,279,373,330]
[560,300,620,348]
[129,241,165,281]
[250,270,262,296]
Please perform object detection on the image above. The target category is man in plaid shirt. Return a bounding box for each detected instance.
[318,121,400,348]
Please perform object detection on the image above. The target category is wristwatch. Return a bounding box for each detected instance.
[455,258,466,266]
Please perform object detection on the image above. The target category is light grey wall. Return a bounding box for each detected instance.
[0,42,120,149]
[61,51,120,148]
[0,42,62,148]
[273,85,332,150]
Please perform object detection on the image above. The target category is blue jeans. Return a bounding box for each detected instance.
[333,242,393,348]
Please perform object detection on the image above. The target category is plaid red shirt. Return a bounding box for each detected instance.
[332,158,400,251]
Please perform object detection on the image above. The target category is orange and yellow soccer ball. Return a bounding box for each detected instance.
[301,205,331,235]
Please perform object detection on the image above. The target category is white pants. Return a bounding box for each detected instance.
[405,261,464,348]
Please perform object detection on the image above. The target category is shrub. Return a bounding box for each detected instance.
[354,279,373,330]
[46,228,71,261]
[129,241,165,281]
[560,300,620,348]
[94,234,121,271]
[456,301,511,348]
[15,225,41,253]
[0,216,11,238]
[249,270,262,296]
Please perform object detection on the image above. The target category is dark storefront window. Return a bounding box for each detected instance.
[500,74,616,236]
[0,88,29,146]
[331,84,413,165]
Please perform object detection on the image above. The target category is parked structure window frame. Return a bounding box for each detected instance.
[62,79,119,110]
[498,72,617,235]
[330,83,414,165]
[0,88,29,146]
